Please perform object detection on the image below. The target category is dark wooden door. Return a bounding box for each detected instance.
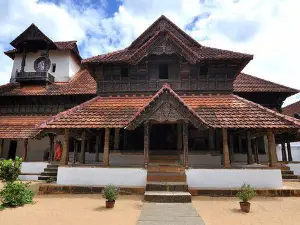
[8,140,17,159]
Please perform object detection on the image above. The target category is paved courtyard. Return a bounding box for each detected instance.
[137,203,205,225]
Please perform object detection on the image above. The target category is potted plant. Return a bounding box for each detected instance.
[102,185,119,208]
[236,184,256,213]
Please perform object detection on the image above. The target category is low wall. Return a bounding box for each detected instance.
[287,163,300,175]
[57,167,147,187]
[186,169,282,189]
[109,153,144,166]
[18,162,48,181]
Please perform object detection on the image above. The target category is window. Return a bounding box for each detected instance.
[121,66,129,78]
[51,63,56,73]
[199,64,208,76]
[159,64,168,79]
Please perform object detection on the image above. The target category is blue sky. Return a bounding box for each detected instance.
[0,0,299,105]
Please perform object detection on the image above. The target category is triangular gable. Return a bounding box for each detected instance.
[128,15,201,50]
[125,84,209,130]
[10,23,55,48]
[128,30,198,65]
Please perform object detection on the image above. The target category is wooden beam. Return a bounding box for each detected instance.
[0,139,3,158]
[281,142,287,162]
[144,122,149,168]
[287,141,293,162]
[177,123,182,150]
[60,128,69,165]
[22,139,28,162]
[48,134,55,163]
[267,129,278,167]
[222,128,230,168]
[103,128,110,167]
[183,121,189,168]
[246,131,253,164]
[208,128,214,150]
[80,130,86,164]
[113,128,120,150]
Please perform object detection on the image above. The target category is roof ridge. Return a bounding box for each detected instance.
[40,96,100,128]
[232,94,300,127]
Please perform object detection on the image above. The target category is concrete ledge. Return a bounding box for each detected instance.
[38,184,145,195]
[189,189,300,197]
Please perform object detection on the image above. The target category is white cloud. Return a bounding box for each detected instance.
[0,0,299,107]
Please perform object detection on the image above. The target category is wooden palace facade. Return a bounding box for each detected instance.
[0,16,299,180]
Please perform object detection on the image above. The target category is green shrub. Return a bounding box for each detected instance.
[236,184,256,202]
[0,157,22,182]
[0,182,34,208]
[102,185,119,202]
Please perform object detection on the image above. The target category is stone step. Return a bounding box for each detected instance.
[144,191,191,203]
[146,182,188,192]
[38,175,57,181]
[147,165,185,173]
[41,171,57,176]
[47,164,59,169]
[282,174,298,179]
[283,179,300,182]
[44,168,58,172]
[147,172,186,182]
[281,170,294,175]
[281,167,291,171]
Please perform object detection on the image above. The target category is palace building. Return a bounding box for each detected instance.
[0,16,299,199]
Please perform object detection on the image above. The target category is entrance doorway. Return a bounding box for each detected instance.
[8,140,17,159]
[150,124,177,151]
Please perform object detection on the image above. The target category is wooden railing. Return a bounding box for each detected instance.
[97,78,233,93]
[15,71,55,83]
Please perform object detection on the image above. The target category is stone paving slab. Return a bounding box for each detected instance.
[137,203,205,225]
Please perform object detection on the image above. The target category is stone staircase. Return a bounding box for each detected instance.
[281,166,299,182]
[38,164,59,181]
[144,157,191,203]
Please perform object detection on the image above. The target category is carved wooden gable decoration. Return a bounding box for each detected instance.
[10,24,55,49]
[126,84,208,130]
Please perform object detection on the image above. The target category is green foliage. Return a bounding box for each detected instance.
[0,182,34,208]
[0,157,22,182]
[102,185,119,202]
[236,184,256,202]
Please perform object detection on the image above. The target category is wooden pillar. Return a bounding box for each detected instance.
[123,130,128,150]
[95,131,102,162]
[183,121,189,168]
[144,122,149,168]
[253,138,259,164]
[208,128,215,150]
[22,139,28,162]
[73,139,78,164]
[0,139,3,158]
[103,128,110,167]
[48,135,55,163]
[246,131,253,164]
[267,129,278,167]
[238,136,243,153]
[229,134,234,162]
[60,128,69,165]
[177,124,182,150]
[80,130,86,164]
[287,141,293,162]
[114,128,120,150]
[281,142,287,162]
[222,128,230,168]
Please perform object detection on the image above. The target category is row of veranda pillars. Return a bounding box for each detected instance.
[281,141,293,162]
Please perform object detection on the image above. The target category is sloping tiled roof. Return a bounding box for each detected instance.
[282,101,300,117]
[5,41,81,60]
[0,115,51,139]
[234,73,298,93]
[82,16,253,64]
[42,88,300,129]
[0,69,96,96]
[0,71,297,96]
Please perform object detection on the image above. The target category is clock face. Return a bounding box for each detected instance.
[34,57,51,72]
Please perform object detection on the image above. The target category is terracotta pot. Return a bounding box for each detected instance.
[239,202,251,213]
[106,200,115,208]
